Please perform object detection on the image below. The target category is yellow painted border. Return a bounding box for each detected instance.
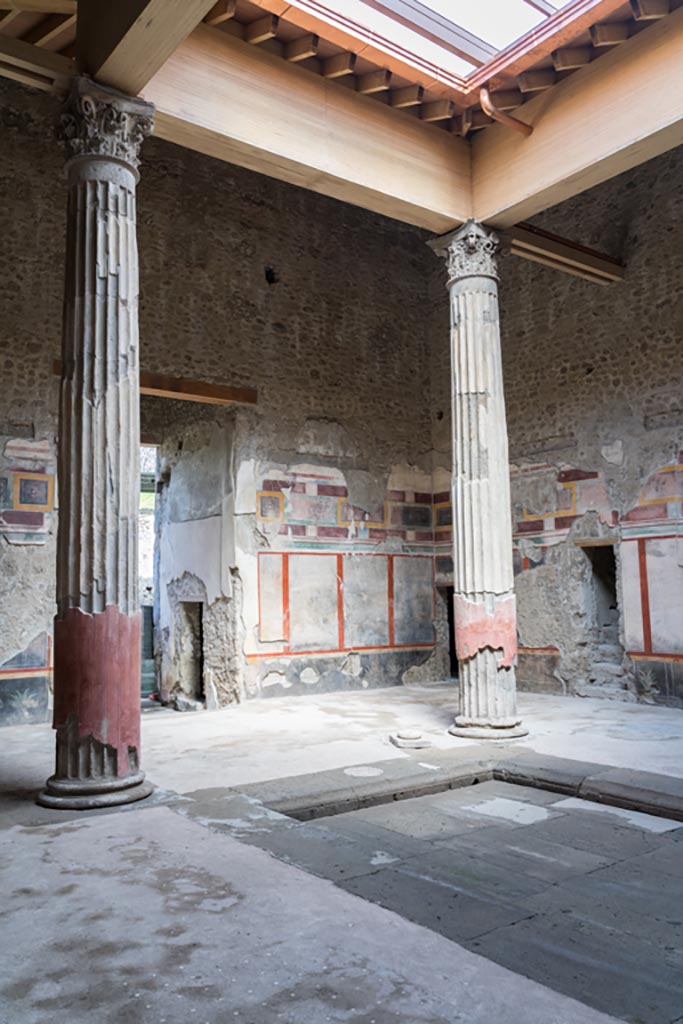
[256,490,284,523]
[637,464,683,506]
[337,497,387,529]
[13,472,54,512]
[433,500,452,532]
[521,480,576,522]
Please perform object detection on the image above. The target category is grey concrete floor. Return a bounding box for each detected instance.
[2,686,683,1023]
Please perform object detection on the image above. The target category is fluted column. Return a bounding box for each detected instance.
[39,79,155,808]
[431,221,527,739]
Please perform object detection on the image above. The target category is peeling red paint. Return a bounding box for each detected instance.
[453,594,517,667]
[53,606,141,776]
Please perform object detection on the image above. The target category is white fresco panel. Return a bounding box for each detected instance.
[259,553,284,643]
[646,538,683,653]
[343,555,389,648]
[393,556,434,645]
[288,554,339,651]
[619,540,644,652]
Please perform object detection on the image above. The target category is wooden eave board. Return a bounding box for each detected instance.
[142,23,471,232]
[472,5,683,226]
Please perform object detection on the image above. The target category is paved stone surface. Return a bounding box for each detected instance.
[0,805,620,1024]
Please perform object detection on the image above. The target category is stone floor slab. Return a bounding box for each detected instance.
[0,805,621,1024]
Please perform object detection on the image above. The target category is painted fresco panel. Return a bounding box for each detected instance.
[619,541,644,652]
[288,554,338,651]
[343,555,389,648]
[259,553,285,643]
[646,538,683,653]
[393,556,434,645]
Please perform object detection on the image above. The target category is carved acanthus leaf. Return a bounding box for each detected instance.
[58,78,154,170]
[445,219,499,282]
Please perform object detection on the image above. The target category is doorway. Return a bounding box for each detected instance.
[583,543,619,647]
[177,600,205,703]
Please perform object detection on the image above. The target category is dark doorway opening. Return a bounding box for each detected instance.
[179,601,205,703]
[583,544,619,646]
[445,585,458,678]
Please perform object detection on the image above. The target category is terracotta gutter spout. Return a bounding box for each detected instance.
[480,87,534,137]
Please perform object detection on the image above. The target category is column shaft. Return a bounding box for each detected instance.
[432,221,526,739]
[39,79,155,808]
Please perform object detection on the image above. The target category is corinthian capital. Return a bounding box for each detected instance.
[429,219,499,284]
[58,77,154,171]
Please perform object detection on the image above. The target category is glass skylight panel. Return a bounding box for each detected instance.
[322,0,479,72]
[419,0,546,51]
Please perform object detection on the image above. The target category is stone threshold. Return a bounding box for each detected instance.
[237,748,683,824]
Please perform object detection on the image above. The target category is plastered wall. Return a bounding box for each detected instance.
[1,76,682,719]
[430,147,683,705]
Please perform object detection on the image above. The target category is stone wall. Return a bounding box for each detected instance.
[2,75,681,718]
[430,147,683,705]
[0,78,441,718]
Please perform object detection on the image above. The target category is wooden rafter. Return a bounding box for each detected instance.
[510,223,624,283]
[0,32,72,89]
[2,0,74,10]
[23,11,75,48]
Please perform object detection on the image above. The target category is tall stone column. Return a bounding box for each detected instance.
[39,79,155,808]
[431,220,527,739]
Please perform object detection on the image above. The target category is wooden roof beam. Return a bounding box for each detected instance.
[141,25,471,232]
[76,0,217,95]
[53,360,257,406]
[509,223,624,283]
[472,5,683,227]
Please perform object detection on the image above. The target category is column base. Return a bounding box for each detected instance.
[449,721,528,741]
[37,772,153,810]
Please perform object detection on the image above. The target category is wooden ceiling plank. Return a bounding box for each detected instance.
[356,68,391,94]
[204,0,236,25]
[285,33,319,62]
[245,13,279,44]
[76,0,217,95]
[590,21,630,45]
[321,50,356,78]
[389,83,423,107]
[552,45,593,70]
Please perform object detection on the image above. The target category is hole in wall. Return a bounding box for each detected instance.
[264,266,279,285]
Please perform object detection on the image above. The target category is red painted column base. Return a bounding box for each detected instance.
[38,606,153,809]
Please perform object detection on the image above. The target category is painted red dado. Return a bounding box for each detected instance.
[454,593,517,668]
[53,605,142,776]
